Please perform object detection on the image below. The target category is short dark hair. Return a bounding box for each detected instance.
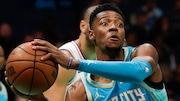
[89,3,125,29]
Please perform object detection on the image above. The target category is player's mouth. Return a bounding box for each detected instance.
[109,35,119,41]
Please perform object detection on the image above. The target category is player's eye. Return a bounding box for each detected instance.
[117,23,124,28]
[101,22,108,26]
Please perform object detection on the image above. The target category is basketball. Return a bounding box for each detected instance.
[5,42,58,95]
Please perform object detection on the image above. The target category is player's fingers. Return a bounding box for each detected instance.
[5,71,21,97]
[31,39,45,45]
[4,71,12,86]
[4,70,7,76]
[5,77,26,99]
[32,44,59,54]
[31,39,57,50]
[10,85,30,99]
[5,76,11,87]
[32,45,47,51]
[10,85,19,94]
[40,53,53,61]
[32,45,59,55]
[10,85,44,100]
[9,84,38,100]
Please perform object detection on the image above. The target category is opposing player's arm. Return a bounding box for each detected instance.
[43,50,76,101]
[66,79,87,101]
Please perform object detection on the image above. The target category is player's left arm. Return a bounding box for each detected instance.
[75,43,161,83]
[132,43,163,83]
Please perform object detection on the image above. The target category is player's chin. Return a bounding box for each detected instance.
[108,42,122,48]
[106,45,121,52]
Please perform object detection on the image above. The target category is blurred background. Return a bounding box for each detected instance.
[0,0,180,101]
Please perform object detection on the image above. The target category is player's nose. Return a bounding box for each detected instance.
[109,24,118,32]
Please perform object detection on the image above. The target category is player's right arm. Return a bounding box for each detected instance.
[43,50,76,101]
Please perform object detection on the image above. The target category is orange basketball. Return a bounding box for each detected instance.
[5,42,58,95]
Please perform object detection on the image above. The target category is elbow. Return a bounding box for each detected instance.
[131,59,153,83]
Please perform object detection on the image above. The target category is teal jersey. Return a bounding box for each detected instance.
[0,82,8,101]
[81,46,168,101]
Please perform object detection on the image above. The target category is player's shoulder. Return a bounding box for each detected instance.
[139,43,155,48]
[58,41,77,56]
[134,43,156,51]
[130,43,158,58]
[124,43,154,48]
[59,41,74,49]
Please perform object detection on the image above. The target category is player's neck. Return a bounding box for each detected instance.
[96,48,124,61]
[91,74,112,83]
[76,37,96,60]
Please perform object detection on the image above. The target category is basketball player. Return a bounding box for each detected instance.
[0,45,8,101]
[63,3,167,100]
[7,3,168,101]
[41,5,97,101]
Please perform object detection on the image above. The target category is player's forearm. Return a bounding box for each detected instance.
[76,59,152,83]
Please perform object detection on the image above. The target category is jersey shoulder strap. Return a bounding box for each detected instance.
[59,41,84,59]
[123,46,135,61]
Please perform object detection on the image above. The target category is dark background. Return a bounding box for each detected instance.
[0,0,174,43]
[1,0,180,101]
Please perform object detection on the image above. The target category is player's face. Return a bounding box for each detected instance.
[84,20,91,37]
[84,20,95,46]
[80,19,94,46]
[90,10,125,50]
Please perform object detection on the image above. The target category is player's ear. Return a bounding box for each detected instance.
[89,30,95,40]
[80,20,87,33]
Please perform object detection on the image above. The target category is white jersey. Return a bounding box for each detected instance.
[59,40,84,86]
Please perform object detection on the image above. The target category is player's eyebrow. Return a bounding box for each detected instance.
[99,16,109,20]
[99,16,123,21]
[115,16,123,21]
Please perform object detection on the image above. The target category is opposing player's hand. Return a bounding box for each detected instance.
[4,71,47,101]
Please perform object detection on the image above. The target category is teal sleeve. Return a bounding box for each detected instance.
[77,59,152,83]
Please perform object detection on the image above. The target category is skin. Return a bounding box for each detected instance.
[0,45,5,70]
[5,8,162,101]
[89,10,162,83]
[5,5,97,101]
[64,10,162,100]
[0,45,5,91]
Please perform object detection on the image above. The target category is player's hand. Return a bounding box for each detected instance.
[31,39,70,68]
[31,39,61,61]
[4,71,47,101]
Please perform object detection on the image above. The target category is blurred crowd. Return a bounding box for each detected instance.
[0,0,180,101]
